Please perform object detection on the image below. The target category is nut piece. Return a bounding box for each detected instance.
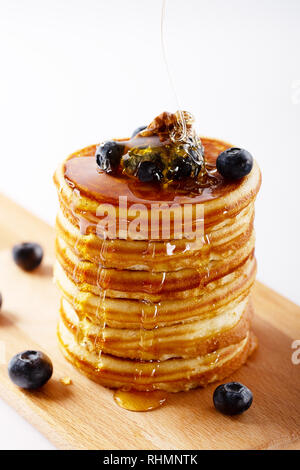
[60,376,72,385]
[140,111,195,143]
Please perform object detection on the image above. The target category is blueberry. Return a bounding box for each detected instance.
[137,161,163,183]
[216,148,253,180]
[12,242,43,271]
[95,141,124,173]
[213,382,253,415]
[187,146,203,165]
[167,157,193,181]
[0,292,2,310]
[8,350,53,390]
[131,125,147,138]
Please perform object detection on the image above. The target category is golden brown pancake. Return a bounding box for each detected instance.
[55,235,256,301]
[53,135,261,392]
[58,320,254,392]
[59,296,252,361]
[54,256,256,329]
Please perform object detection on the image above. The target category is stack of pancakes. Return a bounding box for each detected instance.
[54,137,261,392]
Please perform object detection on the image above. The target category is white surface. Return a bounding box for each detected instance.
[0,0,299,450]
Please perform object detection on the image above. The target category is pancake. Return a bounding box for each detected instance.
[54,138,261,240]
[60,296,252,361]
[54,131,261,393]
[54,255,256,329]
[55,199,255,271]
[55,235,256,301]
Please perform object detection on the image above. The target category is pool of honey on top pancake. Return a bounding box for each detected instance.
[64,138,242,206]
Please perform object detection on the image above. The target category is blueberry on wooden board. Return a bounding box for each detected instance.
[213,382,253,415]
[12,242,43,271]
[8,351,53,390]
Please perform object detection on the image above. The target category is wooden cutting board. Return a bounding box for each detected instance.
[0,192,299,450]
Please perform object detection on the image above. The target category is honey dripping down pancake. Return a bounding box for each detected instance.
[53,110,261,411]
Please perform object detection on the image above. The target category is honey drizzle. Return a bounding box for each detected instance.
[133,239,161,388]
[161,0,186,141]
[70,188,87,349]
[94,237,107,369]
[69,186,108,370]
[113,390,167,412]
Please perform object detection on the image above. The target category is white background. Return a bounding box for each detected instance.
[0,0,299,450]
